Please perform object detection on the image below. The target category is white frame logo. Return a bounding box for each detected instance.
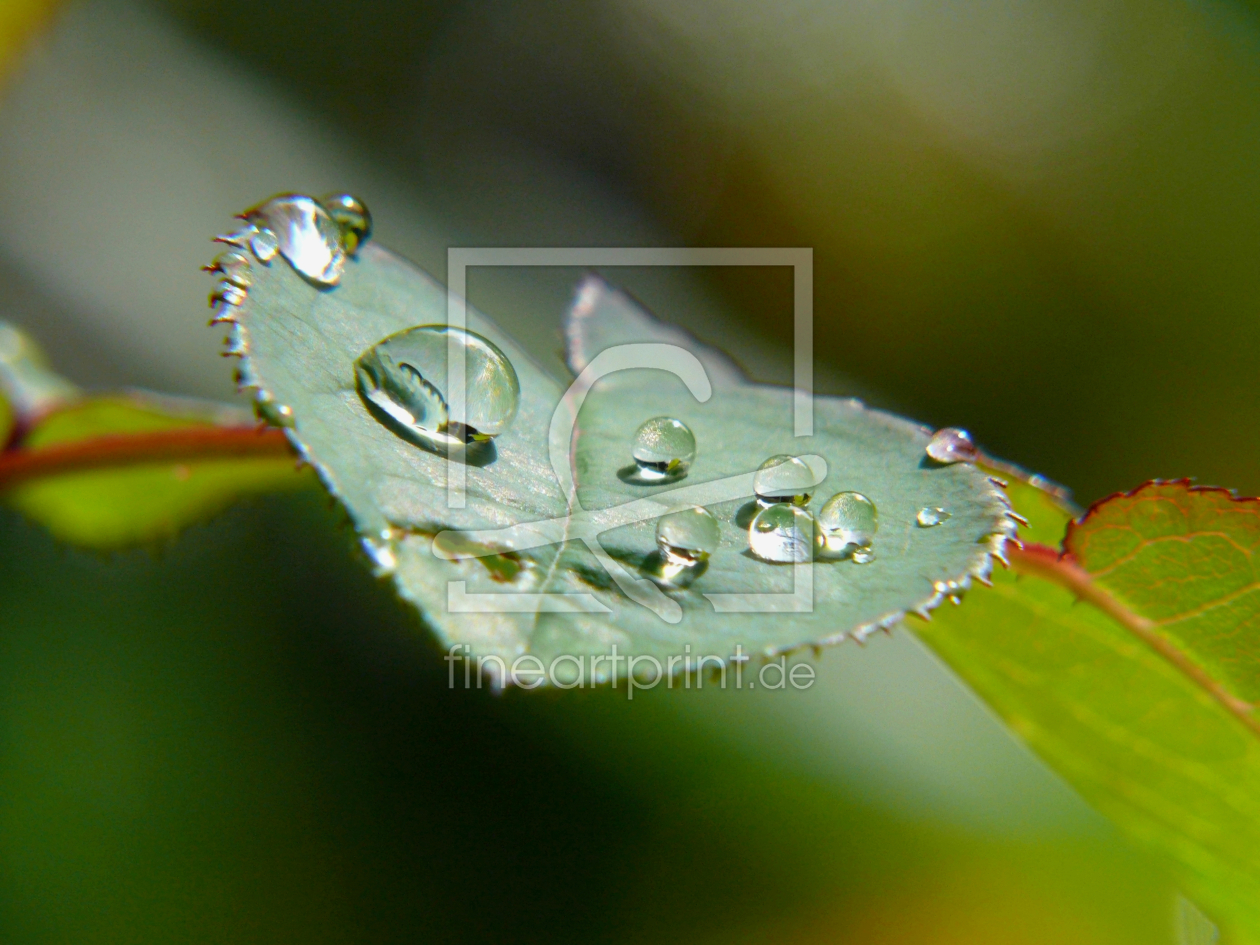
[439,247,815,618]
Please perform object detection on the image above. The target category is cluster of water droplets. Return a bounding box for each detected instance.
[207,192,374,427]
[621,421,998,577]
[209,193,1013,621]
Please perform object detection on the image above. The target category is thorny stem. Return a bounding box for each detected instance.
[1009,541,1260,737]
[0,425,295,490]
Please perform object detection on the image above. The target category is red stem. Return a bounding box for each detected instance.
[0,425,295,489]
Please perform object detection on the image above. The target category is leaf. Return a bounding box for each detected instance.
[225,206,1016,684]
[2,394,309,547]
[1068,481,1260,707]
[914,479,1260,942]
[0,321,307,548]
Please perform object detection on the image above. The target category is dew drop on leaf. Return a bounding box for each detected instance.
[916,506,951,527]
[655,506,721,566]
[749,504,819,563]
[851,547,876,565]
[354,325,521,448]
[817,491,878,558]
[753,454,817,507]
[322,193,373,255]
[925,427,978,464]
[631,416,696,482]
[245,194,347,287]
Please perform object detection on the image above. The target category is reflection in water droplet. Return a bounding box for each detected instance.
[916,506,951,527]
[656,506,720,566]
[630,417,696,482]
[355,325,521,448]
[749,504,818,563]
[817,491,877,558]
[926,427,978,464]
[851,547,876,565]
[753,455,816,507]
[245,194,346,286]
[322,193,373,254]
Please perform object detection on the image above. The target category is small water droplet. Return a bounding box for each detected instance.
[817,491,877,558]
[656,506,720,566]
[748,504,818,563]
[362,533,398,576]
[753,454,816,507]
[355,325,521,448]
[255,398,295,428]
[250,227,279,262]
[208,250,252,287]
[210,279,246,307]
[851,547,876,565]
[631,417,696,482]
[322,193,372,254]
[926,427,978,464]
[245,194,345,286]
[916,506,951,527]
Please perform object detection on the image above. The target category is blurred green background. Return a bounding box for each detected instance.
[2,0,1257,940]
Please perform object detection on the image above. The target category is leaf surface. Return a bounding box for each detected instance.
[227,221,1015,682]
[915,479,1260,942]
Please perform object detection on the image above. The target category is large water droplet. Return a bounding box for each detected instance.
[817,491,877,558]
[355,325,521,448]
[748,504,818,563]
[322,193,372,254]
[631,417,696,482]
[245,194,346,287]
[926,427,978,464]
[916,506,951,527]
[753,455,816,507]
[656,506,720,566]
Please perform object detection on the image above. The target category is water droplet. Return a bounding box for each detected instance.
[851,547,876,565]
[210,279,246,307]
[245,194,345,287]
[926,427,978,464]
[631,417,696,482]
[322,193,372,254]
[753,454,816,507]
[355,325,521,448]
[748,504,818,563]
[361,533,398,576]
[817,491,878,558]
[207,250,252,287]
[656,506,720,566]
[250,227,279,262]
[916,506,951,527]
[255,398,295,428]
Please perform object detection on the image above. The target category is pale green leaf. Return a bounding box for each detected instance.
[229,226,1015,682]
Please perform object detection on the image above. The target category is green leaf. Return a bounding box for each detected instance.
[3,393,309,547]
[227,218,1016,684]
[1069,481,1260,705]
[915,479,1260,941]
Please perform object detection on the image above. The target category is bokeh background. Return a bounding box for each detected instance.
[2,0,1257,940]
